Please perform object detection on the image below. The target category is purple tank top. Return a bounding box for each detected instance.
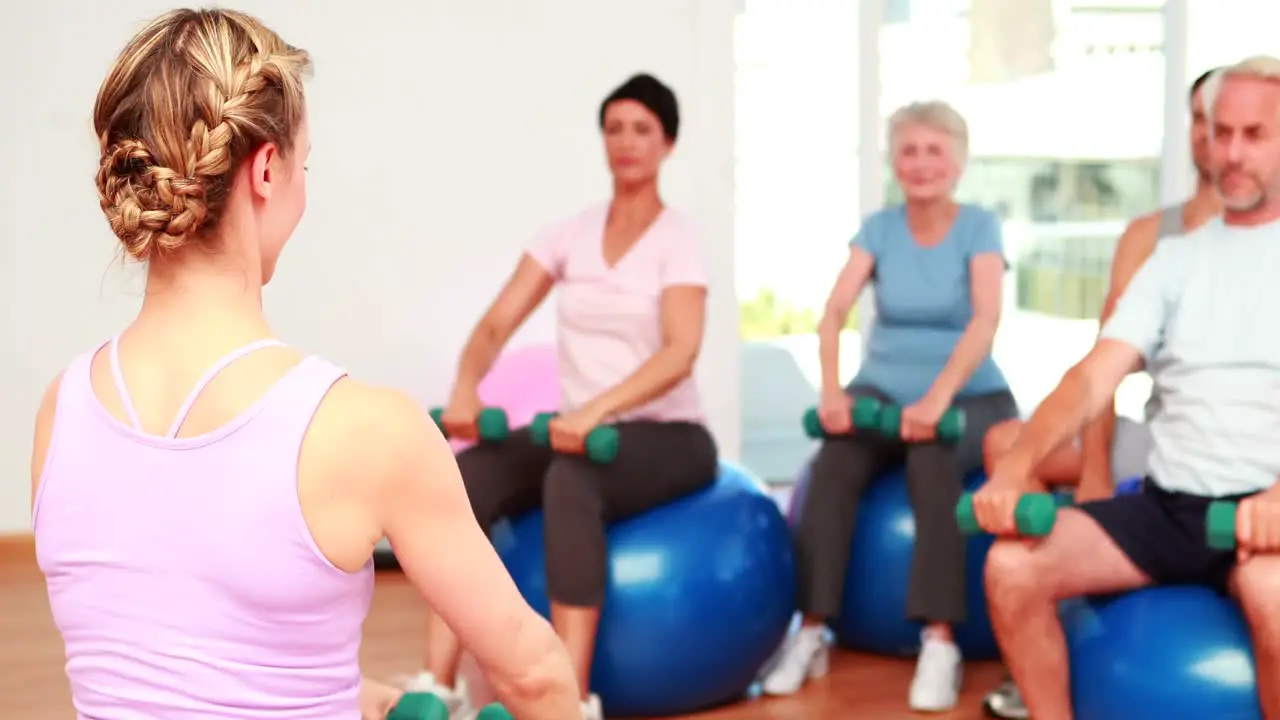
[33,339,375,719]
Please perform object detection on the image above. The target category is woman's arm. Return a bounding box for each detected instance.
[360,677,403,720]
[586,285,706,418]
[818,247,875,394]
[350,385,580,720]
[925,253,1004,402]
[451,256,555,395]
[29,372,63,515]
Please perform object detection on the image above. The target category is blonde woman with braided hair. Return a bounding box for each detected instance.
[31,8,578,720]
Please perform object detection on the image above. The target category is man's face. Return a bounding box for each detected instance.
[1212,74,1280,212]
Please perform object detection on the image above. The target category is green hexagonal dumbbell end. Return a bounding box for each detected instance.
[475,704,515,720]
[1206,501,1238,551]
[387,692,450,720]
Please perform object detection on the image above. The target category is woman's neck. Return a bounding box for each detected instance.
[136,255,271,342]
[904,196,957,219]
[609,181,664,225]
[903,197,959,244]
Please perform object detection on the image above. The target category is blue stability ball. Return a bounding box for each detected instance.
[790,465,1000,659]
[491,462,796,718]
[1115,476,1143,496]
[1062,587,1260,720]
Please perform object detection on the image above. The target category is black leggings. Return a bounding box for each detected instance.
[458,420,718,607]
[795,385,1018,624]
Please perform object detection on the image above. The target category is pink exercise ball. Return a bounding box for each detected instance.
[448,344,560,452]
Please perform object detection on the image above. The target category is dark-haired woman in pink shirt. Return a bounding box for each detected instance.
[404,74,719,720]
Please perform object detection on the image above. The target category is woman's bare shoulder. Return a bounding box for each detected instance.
[306,378,436,486]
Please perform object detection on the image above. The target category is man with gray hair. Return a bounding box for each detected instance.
[975,56,1280,719]
[980,65,1222,719]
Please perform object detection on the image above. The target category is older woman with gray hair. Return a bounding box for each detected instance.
[762,100,1017,711]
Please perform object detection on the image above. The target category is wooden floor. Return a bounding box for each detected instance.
[1,551,1004,719]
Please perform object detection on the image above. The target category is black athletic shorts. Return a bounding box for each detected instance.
[1076,479,1255,593]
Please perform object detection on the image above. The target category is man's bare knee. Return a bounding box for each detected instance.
[985,539,1043,606]
[987,509,1149,602]
[983,419,1023,471]
[1233,556,1280,628]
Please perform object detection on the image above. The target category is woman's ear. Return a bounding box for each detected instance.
[248,143,280,200]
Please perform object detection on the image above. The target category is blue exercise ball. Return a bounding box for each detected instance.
[789,464,1000,659]
[1061,587,1260,719]
[1115,476,1143,495]
[491,461,796,717]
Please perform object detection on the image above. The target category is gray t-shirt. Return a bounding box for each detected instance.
[1137,204,1184,422]
[1101,216,1280,497]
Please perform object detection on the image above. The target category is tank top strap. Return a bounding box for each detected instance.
[109,336,145,432]
[265,356,349,427]
[164,338,288,439]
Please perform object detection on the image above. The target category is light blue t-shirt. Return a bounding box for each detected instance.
[1100,216,1280,497]
[850,204,1010,406]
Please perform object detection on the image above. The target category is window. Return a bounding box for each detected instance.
[885,158,1161,223]
[885,157,1159,320]
[1187,0,1280,78]
[734,3,861,481]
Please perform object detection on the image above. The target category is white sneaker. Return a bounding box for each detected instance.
[400,671,474,719]
[983,677,1029,719]
[908,632,962,712]
[580,693,604,720]
[761,625,832,696]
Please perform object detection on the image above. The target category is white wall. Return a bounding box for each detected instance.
[0,0,738,534]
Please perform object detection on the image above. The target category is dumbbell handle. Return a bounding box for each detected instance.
[880,404,966,443]
[428,406,509,441]
[530,412,620,463]
[801,397,883,439]
[956,491,1063,537]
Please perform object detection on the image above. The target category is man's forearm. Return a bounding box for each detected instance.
[1004,366,1104,481]
[1078,399,1116,486]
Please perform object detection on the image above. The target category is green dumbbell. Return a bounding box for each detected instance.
[876,404,966,443]
[955,491,1065,537]
[429,406,511,442]
[801,397,884,438]
[475,703,515,720]
[386,692,451,720]
[529,411,620,464]
[1206,501,1238,550]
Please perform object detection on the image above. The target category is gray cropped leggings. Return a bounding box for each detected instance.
[795,386,1019,624]
[457,420,718,607]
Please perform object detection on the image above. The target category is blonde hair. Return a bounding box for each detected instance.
[93,9,311,261]
[887,100,969,165]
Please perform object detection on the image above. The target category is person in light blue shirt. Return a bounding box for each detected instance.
[976,58,1280,719]
[764,99,1017,712]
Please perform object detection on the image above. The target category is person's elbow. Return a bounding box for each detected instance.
[1067,339,1143,417]
[489,611,575,704]
[665,338,700,381]
[475,307,515,347]
[969,310,1000,345]
[819,296,851,337]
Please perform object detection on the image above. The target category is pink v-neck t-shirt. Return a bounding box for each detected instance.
[525,204,707,424]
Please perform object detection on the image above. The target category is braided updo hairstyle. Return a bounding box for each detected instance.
[93,9,311,261]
